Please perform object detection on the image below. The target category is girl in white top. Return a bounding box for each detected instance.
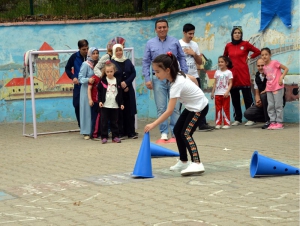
[211,56,233,129]
[98,62,124,144]
[144,52,209,176]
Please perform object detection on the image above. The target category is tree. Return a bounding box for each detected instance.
[134,0,143,12]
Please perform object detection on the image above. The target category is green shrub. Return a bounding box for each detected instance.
[0,0,216,22]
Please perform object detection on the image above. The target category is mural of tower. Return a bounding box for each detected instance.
[35,42,60,90]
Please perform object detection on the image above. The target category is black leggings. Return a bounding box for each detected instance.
[173,105,208,163]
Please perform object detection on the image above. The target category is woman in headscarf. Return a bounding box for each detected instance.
[223,26,260,126]
[78,47,99,140]
[94,37,126,77]
[111,44,138,139]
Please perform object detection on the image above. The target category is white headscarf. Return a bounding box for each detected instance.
[111,44,127,63]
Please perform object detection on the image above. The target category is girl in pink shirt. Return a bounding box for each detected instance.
[261,48,288,130]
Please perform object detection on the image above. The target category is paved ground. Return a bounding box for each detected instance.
[0,119,299,226]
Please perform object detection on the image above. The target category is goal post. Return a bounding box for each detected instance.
[23,48,136,139]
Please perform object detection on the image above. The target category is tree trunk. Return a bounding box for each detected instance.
[134,0,143,12]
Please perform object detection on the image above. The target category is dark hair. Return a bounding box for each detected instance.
[219,56,233,69]
[183,23,195,32]
[261,47,271,55]
[78,39,89,48]
[101,61,117,78]
[152,53,185,83]
[155,18,168,28]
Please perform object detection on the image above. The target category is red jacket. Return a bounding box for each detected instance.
[223,41,260,87]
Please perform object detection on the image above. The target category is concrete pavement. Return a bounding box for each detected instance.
[0,120,299,225]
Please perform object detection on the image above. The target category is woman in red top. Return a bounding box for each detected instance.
[223,27,260,126]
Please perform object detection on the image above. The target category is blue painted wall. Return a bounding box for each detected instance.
[0,0,299,123]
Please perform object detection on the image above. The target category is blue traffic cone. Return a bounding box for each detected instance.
[150,143,180,157]
[250,151,300,178]
[132,132,153,178]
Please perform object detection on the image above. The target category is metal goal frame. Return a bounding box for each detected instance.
[23,48,136,138]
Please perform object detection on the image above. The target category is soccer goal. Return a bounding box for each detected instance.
[23,48,136,139]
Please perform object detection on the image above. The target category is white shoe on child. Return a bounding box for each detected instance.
[170,160,190,171]
[222,125,230,129]
[181,162,205,176]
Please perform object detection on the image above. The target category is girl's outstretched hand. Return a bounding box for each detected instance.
[144,123,155,133]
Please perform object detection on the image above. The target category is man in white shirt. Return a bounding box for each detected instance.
[179,23,214,132]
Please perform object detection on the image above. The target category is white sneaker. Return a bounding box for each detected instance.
[232,121,241,126]
[161,133,168,140]
[181,162,205,176]
[222,125,230,129]
[170,160,190,171]
[215,125,221,129]
[245,120,256,126]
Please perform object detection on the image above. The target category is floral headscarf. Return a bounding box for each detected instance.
[107,36,126,51]
[111,36,126,46]
[112,44,127,63]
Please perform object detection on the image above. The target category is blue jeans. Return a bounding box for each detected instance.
[152,76,180,136]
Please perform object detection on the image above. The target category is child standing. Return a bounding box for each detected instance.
[88,73,101,140]
[211,56,233,129]
[144,52,209,176]
[98,61,124,144]
[261,47,288,129]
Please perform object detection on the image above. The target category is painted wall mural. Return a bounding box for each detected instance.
[0,0,299,123]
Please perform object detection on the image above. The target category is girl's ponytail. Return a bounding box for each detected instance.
[219,56,233,69]
[153,52,185,82]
